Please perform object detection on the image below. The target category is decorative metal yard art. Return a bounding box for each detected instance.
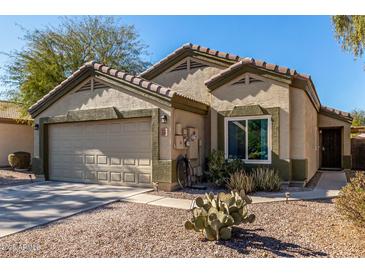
[184,190,255,241]
[285,192,291,204]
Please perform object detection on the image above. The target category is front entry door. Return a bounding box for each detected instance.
[321,128,342,169]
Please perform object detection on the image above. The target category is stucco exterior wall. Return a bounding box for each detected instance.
[33,77,172,161]
[0,122,34,166]
[210,109,218,150]
[171,108,206,170]
[303,91,319,179]
[211,74,291,161]
[290,87,319,180]
[290,88,306,159]
[151,57,223,157]
[318,114,351,156]
[152,57,222,104]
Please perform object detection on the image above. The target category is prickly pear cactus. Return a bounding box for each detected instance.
[184,190,255,241]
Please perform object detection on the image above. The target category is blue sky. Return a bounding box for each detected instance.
[0,15,364,112]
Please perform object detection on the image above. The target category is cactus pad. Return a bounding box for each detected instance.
[184,190,255,241]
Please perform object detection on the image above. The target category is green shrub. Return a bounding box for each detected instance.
[226,170,254,194]
[251,167,281,192]
[225,158,244,175]
[205,151,281,192]
[8,151,31,169]
[336,171,365,228]
[184,190,255,240]
[205,150,226,186]
[205,150,246,187]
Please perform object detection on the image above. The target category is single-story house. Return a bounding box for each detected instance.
[28,43,352,190]
[0,100,34,166]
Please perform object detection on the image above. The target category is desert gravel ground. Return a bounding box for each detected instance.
[151,183,312,200]
[151,183,227,200]
[0,198,364,258]
[0,168,36,187]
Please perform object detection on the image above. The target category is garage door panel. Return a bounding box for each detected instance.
[48,118,152,186]
[84,170,96,181]
[138,173,151,184]
[138,159,151,166]
[110,172,122,182]
[51,154,84,164]
[110,157,122,165]
[85,155,96,164]
[52,168,83,180]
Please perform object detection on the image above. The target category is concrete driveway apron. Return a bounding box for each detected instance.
[0,181,151,238]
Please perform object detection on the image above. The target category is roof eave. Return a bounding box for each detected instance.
[0,117,33,124]
[28,62,208,119]
[171,93,209,115]
[319,107,353,124]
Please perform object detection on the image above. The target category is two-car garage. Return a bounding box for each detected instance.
[48,118,152,186]
[29,62,208,190]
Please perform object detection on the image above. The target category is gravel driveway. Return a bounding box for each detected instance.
[0,199,363,258]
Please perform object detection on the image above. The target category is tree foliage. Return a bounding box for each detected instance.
[336,171,365,228]
[351,109,365,126]
[0,16,150,116]
[332,16,365,127]
[332,15,365,58]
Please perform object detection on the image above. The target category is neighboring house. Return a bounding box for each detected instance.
[0,100,34,167]
[351,126,365,138]
[351,126,365,170]
[28,44,352,190]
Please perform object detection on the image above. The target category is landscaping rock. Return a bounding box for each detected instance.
[0,199,363,258]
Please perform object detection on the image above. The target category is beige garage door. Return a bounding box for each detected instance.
[48,118,152,186]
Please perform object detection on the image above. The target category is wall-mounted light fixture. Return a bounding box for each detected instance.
[34,124,39,130]
[160,114,167,124]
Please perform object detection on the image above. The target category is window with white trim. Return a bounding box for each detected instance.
[224,115,272,163]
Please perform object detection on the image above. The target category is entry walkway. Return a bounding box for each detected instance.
[127,171,348,210]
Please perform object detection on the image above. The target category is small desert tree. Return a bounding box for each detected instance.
[351,109,365,126]
[0,16,149,116]
[332,16,365,59]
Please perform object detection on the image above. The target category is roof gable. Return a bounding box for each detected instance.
[28,62,208,118]
[204,58,321,111]
[140,43,239,80]
[140,43,321,111]
[205,59,293,90]
[166,57,212,74]
[74,78,109,93]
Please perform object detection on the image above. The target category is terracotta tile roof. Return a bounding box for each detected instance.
[28,61,208,116]
[140,43,240,78]
[92,62,176,97]
[320,105,352,122]
[139,43,320,108]
[0,100,30,121]
[140,43,313,81]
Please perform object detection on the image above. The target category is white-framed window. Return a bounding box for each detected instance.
[224,115,272,164]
